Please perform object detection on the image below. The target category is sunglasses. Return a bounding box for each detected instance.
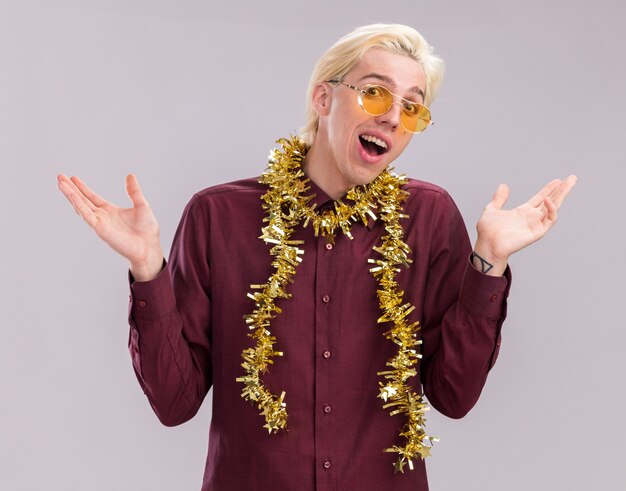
[328,81,432,133]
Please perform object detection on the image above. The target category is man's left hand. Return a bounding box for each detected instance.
[472,175,578,276]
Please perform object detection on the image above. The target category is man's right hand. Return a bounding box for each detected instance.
[57,173,164,281]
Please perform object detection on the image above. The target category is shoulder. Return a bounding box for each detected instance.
[183,177,265,209]
[400,178,468,244]
[403,178,457,208]
[401,177,465,230]
[175,177,265,224]
[192,177,264,201]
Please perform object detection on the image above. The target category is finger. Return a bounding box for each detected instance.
[548,175,577,209]
[58,174,96,212]
[60,180,98,228]
[528,179,561,207]
[126,174,149,208]
[543,197,558,225]
[71,176,107,207]
[486,183,509,210]
[57,178,82,215]
[58,173,78,198]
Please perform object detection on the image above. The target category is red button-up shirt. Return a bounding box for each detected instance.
[128,176,511,490]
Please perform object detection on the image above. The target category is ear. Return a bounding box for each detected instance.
[311,82,332,116]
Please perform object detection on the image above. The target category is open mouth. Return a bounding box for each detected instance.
[359,134,389,157]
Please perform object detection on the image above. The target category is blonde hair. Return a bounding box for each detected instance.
[299,24,445,145]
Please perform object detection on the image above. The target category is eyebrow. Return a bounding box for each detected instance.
[357,73,425,100]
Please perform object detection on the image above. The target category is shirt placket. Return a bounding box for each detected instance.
[314,230,337,491]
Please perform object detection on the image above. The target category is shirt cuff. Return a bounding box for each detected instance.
[128,261,177,321]
[458,260,511,319]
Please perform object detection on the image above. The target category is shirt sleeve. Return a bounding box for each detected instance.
[420,191,512,419]
[127,194,212,426]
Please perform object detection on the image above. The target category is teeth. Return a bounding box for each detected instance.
[361,134,387,149]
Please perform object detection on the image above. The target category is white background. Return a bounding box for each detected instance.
[1,0,624,489]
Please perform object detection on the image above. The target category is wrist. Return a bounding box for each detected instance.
[129,247,165,282]
[472,240,508,277]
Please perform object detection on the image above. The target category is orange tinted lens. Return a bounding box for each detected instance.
[359,85,392,115]
[401,104,431,133]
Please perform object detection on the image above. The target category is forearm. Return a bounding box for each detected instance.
[128,267,212,426]
[421,264,510,418]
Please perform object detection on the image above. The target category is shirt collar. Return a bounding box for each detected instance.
[304,176,376,231]
[305,176,333,209]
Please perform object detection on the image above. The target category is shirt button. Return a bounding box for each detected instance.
[322,294,330,303]
[490,294,498,302]
[138,300,147,307]
[323,404,332,414]
[323,460,332,469]
[323,350,331,359]
[325,243,333,250]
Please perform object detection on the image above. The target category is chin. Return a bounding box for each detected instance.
[352,169,385,187]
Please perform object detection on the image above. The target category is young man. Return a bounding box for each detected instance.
[58,24,576,490]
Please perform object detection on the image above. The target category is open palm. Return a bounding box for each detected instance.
[57,174,163,271]
[476,176,577,264]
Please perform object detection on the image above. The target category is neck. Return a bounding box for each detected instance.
[303,139,349,201]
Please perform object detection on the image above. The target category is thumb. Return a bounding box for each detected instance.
[126,173,148,208]
[488,183,509,210]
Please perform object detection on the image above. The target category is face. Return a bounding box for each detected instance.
[311,48,427,196]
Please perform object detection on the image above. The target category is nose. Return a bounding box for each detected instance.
[375,101,402,132]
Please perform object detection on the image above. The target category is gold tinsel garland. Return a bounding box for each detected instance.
[236,136,437,471]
